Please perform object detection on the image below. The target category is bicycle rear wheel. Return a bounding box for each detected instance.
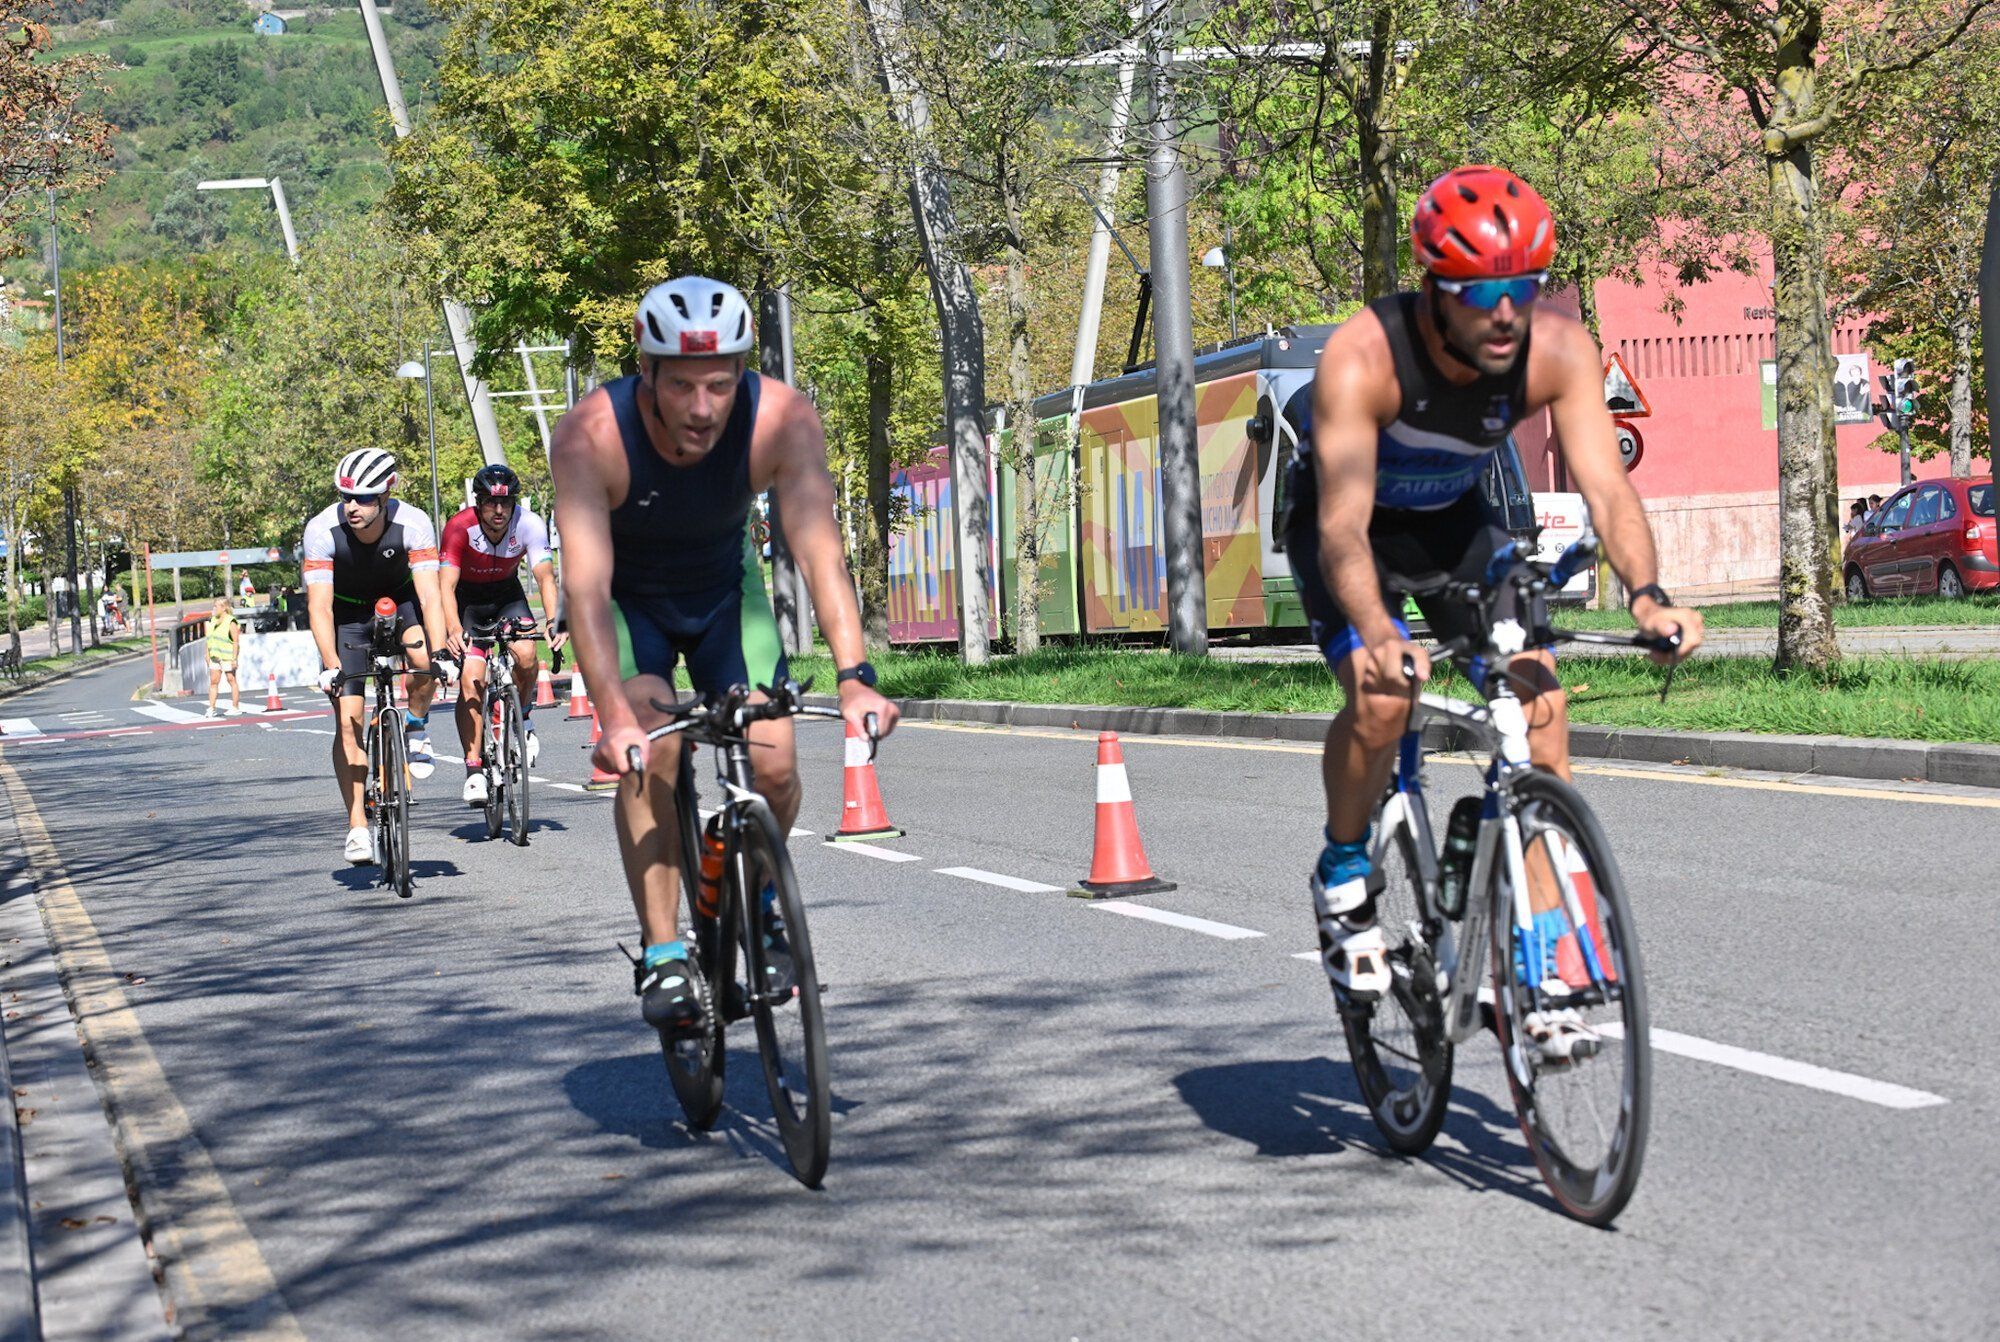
[379,718,413,899]
[1488,772,1649,1226]
[739,804,830,1187]
[502,685,529,846]
[660,749,725,1131]
[1339,791,1453,1155]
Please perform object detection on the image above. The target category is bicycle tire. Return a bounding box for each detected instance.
[1339,794,1453,1155]
[660,748,725,1131]
[481,686,504,842]
[503,685,529,846]
[381,717,414,899]
[739,803,830,1188]
[1487,771,1650,1226]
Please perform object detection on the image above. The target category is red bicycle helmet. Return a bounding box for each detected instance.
[1410,166,1555,279]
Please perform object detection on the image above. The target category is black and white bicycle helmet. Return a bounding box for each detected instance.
[633,276,754,358]
[335,448,398,497]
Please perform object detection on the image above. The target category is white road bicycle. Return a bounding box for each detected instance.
[1335,533,1680,1225]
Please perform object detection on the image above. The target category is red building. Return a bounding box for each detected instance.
[1516,263,1979,597]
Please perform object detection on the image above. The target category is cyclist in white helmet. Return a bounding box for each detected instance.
[302,448,456,865]
[552,275,899,1038]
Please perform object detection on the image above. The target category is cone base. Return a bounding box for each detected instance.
[1068,875,1177,900]
[826,827,905,843]
[582,773,621,792]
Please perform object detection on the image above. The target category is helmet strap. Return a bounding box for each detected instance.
[1426,284,1487,375]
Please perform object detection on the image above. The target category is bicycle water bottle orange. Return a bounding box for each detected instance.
[695,822,725,919]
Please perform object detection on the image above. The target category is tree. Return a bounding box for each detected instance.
[0,7,111,243]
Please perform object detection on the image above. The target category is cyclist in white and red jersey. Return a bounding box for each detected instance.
[303,448,454,865]
[440,463,567,804]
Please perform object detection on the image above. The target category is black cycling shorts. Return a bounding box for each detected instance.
[455,583,535,661]
[334,598,424,699]
[1284,469,1524,668]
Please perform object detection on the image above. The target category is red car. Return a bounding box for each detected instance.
[1844,475,1999,599]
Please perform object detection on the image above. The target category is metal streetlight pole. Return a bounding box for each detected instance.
[47,188,85,656]
[195,177,299,262]
[396,355,440,528]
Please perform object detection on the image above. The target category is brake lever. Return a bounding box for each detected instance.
[864,710,880,762]
[627,744,645,794]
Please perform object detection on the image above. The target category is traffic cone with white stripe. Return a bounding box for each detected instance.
[826,717,902,842]
[264,675,282,712]
[1070,732,1175,899]
[567,669,592,720]
[583,706,619,791]
[534,662,558,709]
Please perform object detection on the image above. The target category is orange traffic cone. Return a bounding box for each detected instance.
[534,662,558,709]
[264,675,282,712]
[567,669,592,720]
[583,706,619,790]
[826,717,902,842]
[1070,732,1175,898]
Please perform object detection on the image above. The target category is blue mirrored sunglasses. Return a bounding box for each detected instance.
[1434,271,1547,310]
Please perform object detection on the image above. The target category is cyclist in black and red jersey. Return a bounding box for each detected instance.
[439,463,568,806]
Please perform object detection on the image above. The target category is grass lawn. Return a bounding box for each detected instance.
[790,647,2000,745]
[9,637,148,682]
[1553,593,2000,631]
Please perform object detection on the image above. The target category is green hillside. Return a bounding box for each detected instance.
[15,4,441,277]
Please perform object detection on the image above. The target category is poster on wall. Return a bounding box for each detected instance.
[1761,353,1874,429]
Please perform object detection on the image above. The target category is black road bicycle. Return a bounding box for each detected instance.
[463,614,542,846]
[625,680,867,1188]
[338,598,446,900]
[1333,533,1680,1225]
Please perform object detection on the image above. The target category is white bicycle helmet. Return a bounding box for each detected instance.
[335,448,398,497]
[633,276,754,358]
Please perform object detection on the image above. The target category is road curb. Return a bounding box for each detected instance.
[842,696,2000,789]
[0,646,151,706]
[0,994,36,1342]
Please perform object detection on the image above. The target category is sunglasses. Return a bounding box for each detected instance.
[1434,271,1547,310]
[344,493,387,507]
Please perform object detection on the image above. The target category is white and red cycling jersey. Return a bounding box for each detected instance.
[439,505,553,592]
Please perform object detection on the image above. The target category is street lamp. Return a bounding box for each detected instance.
[195,177,299,263]
[1201,238,1239,342]
[396,355,441,527]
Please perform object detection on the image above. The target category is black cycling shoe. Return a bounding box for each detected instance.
[757,890,796,1001]
[635,954,710,1038]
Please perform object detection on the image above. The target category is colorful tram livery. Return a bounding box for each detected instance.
[886,325,1537,645]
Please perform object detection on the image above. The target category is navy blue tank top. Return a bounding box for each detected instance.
[605,371,761,595]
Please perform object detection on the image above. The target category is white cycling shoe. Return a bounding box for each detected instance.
[405,730,436,780]
[524,725,540,768]
[1524,1008,1602,1064]
[1312,873,1391,1002]
[343,826,375,866]
[463,772,488,806]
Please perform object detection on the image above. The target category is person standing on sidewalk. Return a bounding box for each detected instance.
[204,596,242,718]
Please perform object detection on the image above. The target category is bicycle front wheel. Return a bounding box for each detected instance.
[380,719,413,899]
[661,752,725,1131]
[739,804,830,1188]
[1339,792,1453,1155]
[481,688,504,842]
[503,686,529,846]
[1488,772,1649,1226]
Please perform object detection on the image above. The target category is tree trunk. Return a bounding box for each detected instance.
[4,489,17,663]
[1768,131,1840,673]
[1002,170,1040,656]
[1354,7,1400,301]
[860,343,893,655]
[1949,308,1975,477]
[80,484,99,647]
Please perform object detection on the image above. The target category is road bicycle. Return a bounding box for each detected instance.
[1333,533,1679,1225]
[624,679,867,1188]
[338,598,446,900]
[462,614,542,846]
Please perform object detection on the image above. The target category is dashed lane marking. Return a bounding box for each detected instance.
[825,841,923,863]
[132,701,208,725]
[0,757,309,1340]
[0,718,43,738]
[1600,1023,1948,1110]
[1093,903,1265,940]
[936,866,1063,893]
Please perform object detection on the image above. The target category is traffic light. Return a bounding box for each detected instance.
[1892,358,1919,423]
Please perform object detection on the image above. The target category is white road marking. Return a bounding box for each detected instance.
[789,827,813,839]
[104,729,147,738]
[1094,904,1265,940]
[936,866,1062,893]
[826,841,922,863]
[0,718,44,738]
[550,782,586,793]
[132,702,208,725]
[1599,1023,1947,1110]
[1292,951,1320,961]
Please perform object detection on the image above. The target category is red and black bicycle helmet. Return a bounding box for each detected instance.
[1410,166,1556,279]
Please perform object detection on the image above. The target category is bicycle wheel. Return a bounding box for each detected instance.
[379,717,414,899]
[1487,771,1649,1226]
[739,804,830,1187]
[1339,790,1453,1155]
[502,685,529,846]
[660,751,725,1131]
[481,688,504,841]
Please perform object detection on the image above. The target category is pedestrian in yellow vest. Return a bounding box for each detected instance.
[205,596,242,718]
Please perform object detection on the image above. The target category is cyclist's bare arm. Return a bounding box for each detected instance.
[437,560,464,654]
[531,558,565,650]
[1534,318,1703,658]
[552,393,645,760]
[1311,314,1421,678]
[410,566,447,658]
[307,583,338,673]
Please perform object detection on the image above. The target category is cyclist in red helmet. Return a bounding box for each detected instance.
[1286,165,1702,1055]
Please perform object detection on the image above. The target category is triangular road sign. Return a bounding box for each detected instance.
[1602,352,1650,418]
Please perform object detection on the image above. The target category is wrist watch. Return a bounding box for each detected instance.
[1627,583,1671,613]
[836,661,878,688]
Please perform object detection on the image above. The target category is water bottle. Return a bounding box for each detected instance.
[695,819,726,920]
[1436,796,1482,918]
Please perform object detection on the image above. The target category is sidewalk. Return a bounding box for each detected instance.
[9,603,204,663]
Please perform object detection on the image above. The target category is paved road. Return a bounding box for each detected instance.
[0,666,1995,1339]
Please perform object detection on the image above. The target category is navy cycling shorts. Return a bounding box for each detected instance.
[610,541,787,697]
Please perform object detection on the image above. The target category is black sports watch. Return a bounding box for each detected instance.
[1627,583,1672,613]
[836,661,878,688]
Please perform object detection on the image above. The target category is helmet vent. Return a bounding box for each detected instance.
[668,294,691,320]
[645,311,666,344]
